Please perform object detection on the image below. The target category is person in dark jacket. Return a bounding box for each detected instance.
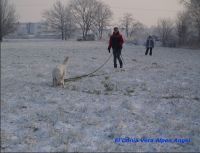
[108,27,124,68]
[145,35,154,56]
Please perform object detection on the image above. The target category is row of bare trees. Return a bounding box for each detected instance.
[153,0,200,48]
[0,0,199,48]
[0,0,112,41]
[43,0,112,40]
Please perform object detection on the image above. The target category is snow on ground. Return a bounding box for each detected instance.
[1,39,200,152]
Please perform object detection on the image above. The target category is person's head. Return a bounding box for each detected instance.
[148,35,152,39]
[113,27,119,33]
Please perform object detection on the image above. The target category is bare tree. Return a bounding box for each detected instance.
[176,11,189,46]
[125,21,145,45]
[120,13,135,38]
[64,8,76,39]
[182,0,200,41]
[43,1,65,40]
[129,22,144,38]
[0,0,18,42]
[69,0,99,40]
[156,19,174,47]
[43,1,74,40]
[93,1,112,40]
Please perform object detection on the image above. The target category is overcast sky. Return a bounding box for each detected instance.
[9,0,184,27]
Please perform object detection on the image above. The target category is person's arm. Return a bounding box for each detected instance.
[120,35,124,49]
[108,36,112,52]
[152,40,154,48]
[108,36,112,50]
[146,39,148,48]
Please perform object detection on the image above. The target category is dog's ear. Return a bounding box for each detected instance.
[63,56,69,64]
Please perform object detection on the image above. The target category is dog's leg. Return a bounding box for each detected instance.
[61,72,65,88]
[53,78,55,87]
[61,79,65,88]
[53,78,58,87]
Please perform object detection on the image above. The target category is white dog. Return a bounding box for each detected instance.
[52,57,69,87]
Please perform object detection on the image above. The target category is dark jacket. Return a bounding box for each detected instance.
[108,32,124,50]
[146,37,154,48]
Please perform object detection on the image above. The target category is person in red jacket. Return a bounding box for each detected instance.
[108,27,124,68]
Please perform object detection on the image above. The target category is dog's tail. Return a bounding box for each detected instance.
[63,56,69,65]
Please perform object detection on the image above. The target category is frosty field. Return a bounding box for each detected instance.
[1,39,200,152]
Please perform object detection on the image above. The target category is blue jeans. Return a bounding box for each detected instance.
[145,47,153,56]
[113,48,123,68]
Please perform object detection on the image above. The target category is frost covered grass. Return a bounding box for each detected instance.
[1,39,200,152]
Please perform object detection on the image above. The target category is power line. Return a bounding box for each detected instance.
[111,6,179,13]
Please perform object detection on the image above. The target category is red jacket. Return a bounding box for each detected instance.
[108,32,124,49]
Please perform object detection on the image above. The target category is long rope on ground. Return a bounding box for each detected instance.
[64,53,112,82]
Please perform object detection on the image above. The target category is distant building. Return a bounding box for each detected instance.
[6,22,60,39]
[5,22,113,41]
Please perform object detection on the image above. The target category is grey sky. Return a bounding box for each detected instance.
[10,0,183,27]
